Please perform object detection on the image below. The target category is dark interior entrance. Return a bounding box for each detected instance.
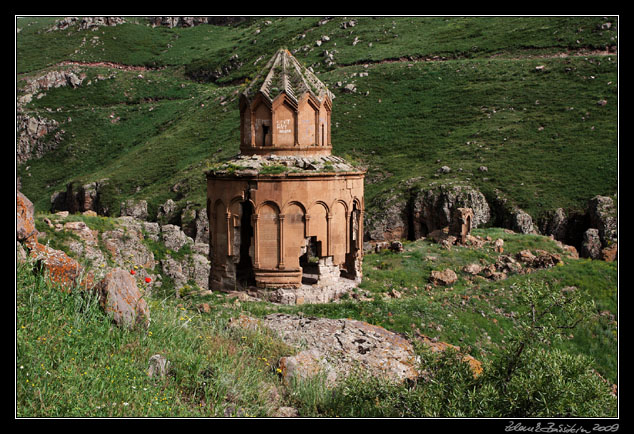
[341,203,360,280]
[262,125,270,147]
[299,236,320,284]
[236,200,255,287]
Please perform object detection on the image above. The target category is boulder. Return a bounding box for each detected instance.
[581,228,602,259]
[17,191,37,243]
[463,263,483,275]
[586,195,617,247]
[429,269,458,286]
[147,354,170,378]
[230,314,419,386]
[389,241,404,253]
[540,208,568,241]
[101,218,155,271]
[94,268,150,329]
[157,199,178,224]
[26,240,94,291]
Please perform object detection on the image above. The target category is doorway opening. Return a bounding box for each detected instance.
[299,236,320,284]
[342,203,361,280]
[236,200,255,287]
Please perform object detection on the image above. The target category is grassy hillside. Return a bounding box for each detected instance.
[16,16,618,222]
[16,16,618,417]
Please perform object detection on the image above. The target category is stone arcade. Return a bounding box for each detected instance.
[206,49,365,304]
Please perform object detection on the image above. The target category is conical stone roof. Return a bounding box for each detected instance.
[243,48,334,105]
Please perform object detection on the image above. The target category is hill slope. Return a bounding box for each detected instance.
[16,16,618,233]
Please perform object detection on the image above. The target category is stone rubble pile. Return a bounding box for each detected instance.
[209,154,361,175]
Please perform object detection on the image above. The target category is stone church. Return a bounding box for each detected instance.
[206,48,365,304]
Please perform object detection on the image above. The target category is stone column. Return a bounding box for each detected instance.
[226,212,232,256]
[326,212,333,256]
[252,213,260,268]
[278,213,285,269]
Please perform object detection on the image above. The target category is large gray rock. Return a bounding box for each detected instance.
[161,252,210,294]
[230,314,419,386]
[16,113,62,164]
[157,199,178,224]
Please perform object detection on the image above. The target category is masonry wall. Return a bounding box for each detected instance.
[207,173,364,290]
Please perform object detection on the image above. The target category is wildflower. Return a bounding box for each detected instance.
[145,277,152,283]
[130,270,136,275]
[134,265,138,270]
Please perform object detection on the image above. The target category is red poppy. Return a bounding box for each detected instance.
[145,277,152,283]
[130,270,136,275]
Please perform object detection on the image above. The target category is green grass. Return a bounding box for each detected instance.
[16,256,297,417]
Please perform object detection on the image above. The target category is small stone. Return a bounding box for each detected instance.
[147,354,170,378]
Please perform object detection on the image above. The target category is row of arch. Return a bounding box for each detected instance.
[209,196,363,271]
[239,92,332,150]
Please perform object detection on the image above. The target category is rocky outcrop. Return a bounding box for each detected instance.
[51,180,110,215]
[429,269,458,286]
[410,184,491,239]
[181,203,210,244]
[16,114,63,165]
[17,68,85,164]
[488,189,535,234]
[18,192,95,290]
[51,17,126,31]
[581,228,602,259]
[148,16,248,28]
[364,182,490,242]
[230,313,483,386]
[364,191,409,241]
[19,69,84,107]
[539,195,617,260]
[120,199,149,220]
[586,195,617,247]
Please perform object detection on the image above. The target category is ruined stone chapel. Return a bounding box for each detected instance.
[206,48,365,304]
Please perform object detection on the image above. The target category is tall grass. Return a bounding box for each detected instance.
[16,256,293,417]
